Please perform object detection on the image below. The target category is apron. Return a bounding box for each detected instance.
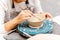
[4,0,35,23]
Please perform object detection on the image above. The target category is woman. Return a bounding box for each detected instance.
[0,0,52,40]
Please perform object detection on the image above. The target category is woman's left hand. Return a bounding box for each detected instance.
[44,12,52,19]
[40,12,52,19]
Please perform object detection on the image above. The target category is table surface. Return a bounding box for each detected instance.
[4,22,60,40]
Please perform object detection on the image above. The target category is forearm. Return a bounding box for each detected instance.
[4,17,22,32]
[4,10,32,32]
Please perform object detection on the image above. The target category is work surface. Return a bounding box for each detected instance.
[4,22,60,40]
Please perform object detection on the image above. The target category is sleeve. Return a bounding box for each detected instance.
[0,2,7,34]
[29,0,43,13]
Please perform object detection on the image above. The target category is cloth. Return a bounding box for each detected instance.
[52,15,60,25]
[27,34,60,40]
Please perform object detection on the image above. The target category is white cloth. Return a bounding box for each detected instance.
[52,15,60,25]
[27,34,60,40]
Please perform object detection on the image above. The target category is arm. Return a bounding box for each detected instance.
[4,16,22,32]
[0,0,19,33]
[0,2,32,33]
[4,10,32,32]
[0,0,32,33]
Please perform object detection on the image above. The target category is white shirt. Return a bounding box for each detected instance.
[0,0,43,40]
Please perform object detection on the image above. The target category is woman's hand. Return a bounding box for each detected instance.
[44,12,52,19]
[4,10,33,32]
[40,12,52,19]
[16,10,32,23]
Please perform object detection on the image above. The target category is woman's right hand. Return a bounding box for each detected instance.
[4,10,33,32]
[16,10,32,23]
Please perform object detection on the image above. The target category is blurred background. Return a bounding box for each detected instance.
[40,0,60,17]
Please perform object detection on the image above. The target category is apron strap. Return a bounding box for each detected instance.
[12,0,15,8]
[25,0,29,4]
[12,0,29,8]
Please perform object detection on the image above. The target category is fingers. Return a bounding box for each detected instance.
[38,12,52,19]
[22,17,31,20]
[24,10,33,17]
[19,10,33,20]
[42,12,52,19]
[45,12,52,18]
[27,10,35,16]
